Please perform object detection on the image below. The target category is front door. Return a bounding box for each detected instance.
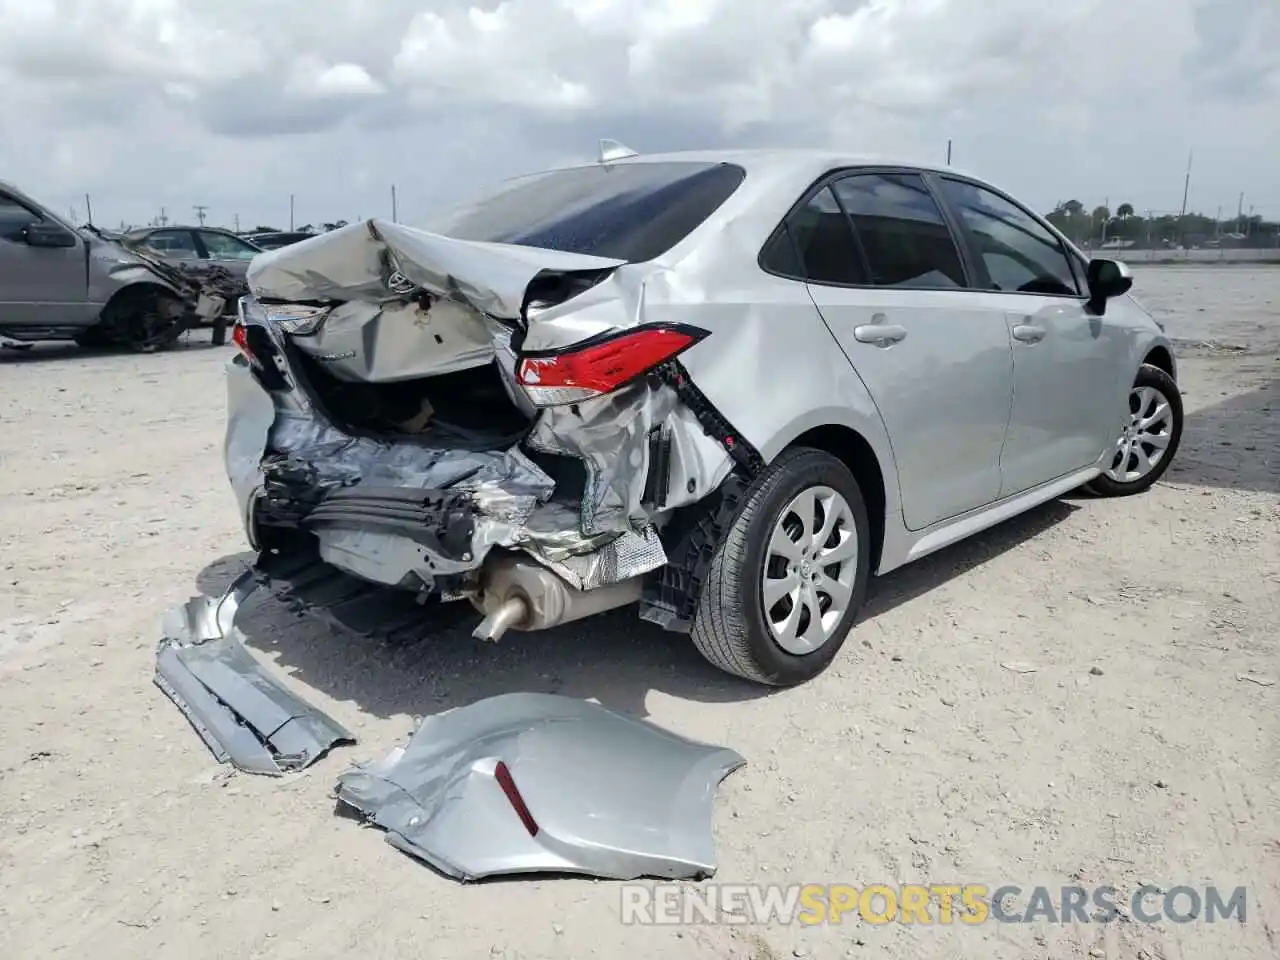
[934,177,1125,494]
[0,193,90,327]
[782,171,1015,530]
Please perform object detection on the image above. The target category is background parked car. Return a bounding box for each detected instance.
[242,231,316,250]
[125,226,264,279]
[125,226,262,319]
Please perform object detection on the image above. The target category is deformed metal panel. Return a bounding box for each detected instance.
[230,215,730,596]
[335,692,745,881]
[154,571,355,776]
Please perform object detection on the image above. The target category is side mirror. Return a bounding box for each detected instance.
[1085,258,1133,314]
[25,222,78,248]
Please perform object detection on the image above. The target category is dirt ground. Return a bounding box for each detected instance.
[1,266,1276,960]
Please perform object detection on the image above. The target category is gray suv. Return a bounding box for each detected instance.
[0,182,234,350]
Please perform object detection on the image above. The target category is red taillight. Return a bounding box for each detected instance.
[493,760,539,837]
[231,320,252,359]
[516,324,709,406]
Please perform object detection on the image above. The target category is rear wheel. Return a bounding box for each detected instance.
[1084,364,1183,497]
[691,448,870,687]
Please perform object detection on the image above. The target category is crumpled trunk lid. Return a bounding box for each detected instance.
[247,219,626,385]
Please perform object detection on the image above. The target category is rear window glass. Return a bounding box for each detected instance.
[421,161,746,263]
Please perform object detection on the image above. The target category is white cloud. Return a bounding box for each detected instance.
[0,0,1275,231]
[286,59,385,99]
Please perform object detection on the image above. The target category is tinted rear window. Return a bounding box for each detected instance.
[422,161,746,263]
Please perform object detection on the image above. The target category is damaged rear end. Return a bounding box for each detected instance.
[226,160,749,638]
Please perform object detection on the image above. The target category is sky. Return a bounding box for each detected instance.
[0,0,1276,231]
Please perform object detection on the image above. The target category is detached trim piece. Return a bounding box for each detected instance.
[154,569,355,776]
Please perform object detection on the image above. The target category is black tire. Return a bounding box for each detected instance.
[690,447,871,687]
[73,324,116,349]
[1083,363,1183,497]
[210,312,228,346]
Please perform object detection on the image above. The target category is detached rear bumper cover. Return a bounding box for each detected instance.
[335,692,745,881]
[154,570,355,776]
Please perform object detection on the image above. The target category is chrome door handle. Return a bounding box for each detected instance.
[853,324,907,347]
[1012,324,1046,343]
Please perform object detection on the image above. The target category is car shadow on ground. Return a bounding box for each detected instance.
[1168,374,1278,493]
[192,498,1078,722]
[0,332,226,364]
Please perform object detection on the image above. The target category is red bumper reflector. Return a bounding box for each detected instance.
[494,760,539,837]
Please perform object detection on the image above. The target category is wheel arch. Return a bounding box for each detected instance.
[784,423,888,574]
[1142,343,1176,381]
[99,280,182,318]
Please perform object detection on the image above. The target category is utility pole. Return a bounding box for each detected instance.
[945,139,952,165]
[84,194,94,226]
[157,206,168,227]
[193,204,208,226]
[234,213,240,233]
[1215,205,1222,237]
[1178,150,1192,220]
[289,194,295,231]
[391,184,398,222]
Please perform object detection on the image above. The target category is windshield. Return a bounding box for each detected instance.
[421,161,746,263]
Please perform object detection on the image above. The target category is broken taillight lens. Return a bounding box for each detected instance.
[515,323,709,406]
[493,760,539,837]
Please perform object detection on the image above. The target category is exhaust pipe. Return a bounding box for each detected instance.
[470,555,643,642]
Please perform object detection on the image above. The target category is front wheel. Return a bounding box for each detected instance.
[691,448,870,687]
[1084,363,1183,497]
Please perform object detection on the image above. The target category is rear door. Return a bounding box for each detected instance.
[932,176,1125,495]
[778,170,1015,530]
[197,230,260,279]
[0,191,91,327]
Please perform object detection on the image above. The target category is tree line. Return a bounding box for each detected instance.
[1043,200,1278,249]
[244,220,349,235]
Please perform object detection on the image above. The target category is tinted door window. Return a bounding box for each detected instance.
[0,197,41,243]
[939,179,1081,295]
[830,173,966,289]
[773,185,868,285]
[142,230,199,259]
[422,161,746,263]
[201,231,260,260]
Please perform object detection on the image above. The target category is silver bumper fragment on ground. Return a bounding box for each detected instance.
[154,570,355,776]
[335,692,744,881]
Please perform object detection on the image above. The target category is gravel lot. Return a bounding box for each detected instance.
[1,266,1276,960]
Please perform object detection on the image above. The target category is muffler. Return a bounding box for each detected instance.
[469,554,644,642]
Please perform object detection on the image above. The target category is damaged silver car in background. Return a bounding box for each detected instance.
[224,145,1182,687]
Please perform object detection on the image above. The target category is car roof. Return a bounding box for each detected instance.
[129,225,236,234]
[538,147,986,185]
